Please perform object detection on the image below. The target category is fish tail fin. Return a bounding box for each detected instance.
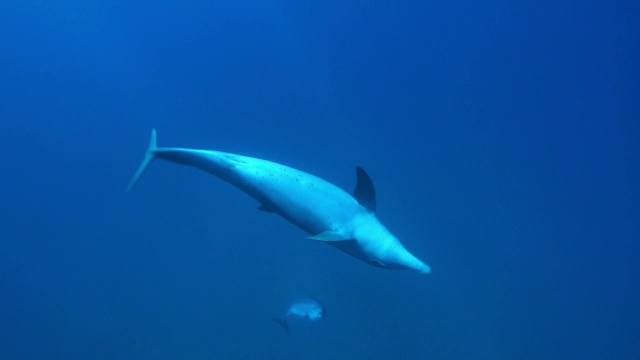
[126,129,158,192]
[272,317,289,332]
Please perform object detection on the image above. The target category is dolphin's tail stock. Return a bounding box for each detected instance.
[272,317,289,332]
[127,129,158,192]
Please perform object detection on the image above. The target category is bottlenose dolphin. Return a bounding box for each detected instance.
[127,129,431,274]
[272,298,326,332]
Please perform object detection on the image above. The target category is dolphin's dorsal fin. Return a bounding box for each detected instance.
[306,231,352,242]
[353,166,376,212]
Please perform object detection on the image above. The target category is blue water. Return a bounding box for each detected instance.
[1,1,638,359]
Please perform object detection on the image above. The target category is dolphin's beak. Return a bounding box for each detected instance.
[415,262,432,274]
[404,253,432,274]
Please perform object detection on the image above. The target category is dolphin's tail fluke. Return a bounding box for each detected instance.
[127,129,158,192]
[271,317,289,332]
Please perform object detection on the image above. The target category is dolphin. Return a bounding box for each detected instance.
[127,129,431,274]
[272,298,326,332]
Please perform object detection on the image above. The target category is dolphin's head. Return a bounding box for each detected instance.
[365,240,432,274]
[372,245,432,274]
[351,213,432,274]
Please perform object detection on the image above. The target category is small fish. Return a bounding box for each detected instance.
[272,298,326,332]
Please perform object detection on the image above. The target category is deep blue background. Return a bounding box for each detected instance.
[1,1,638,359]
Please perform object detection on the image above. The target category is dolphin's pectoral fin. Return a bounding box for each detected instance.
[353,166,376,212]
[306,231,352,242]
[258,204,277,213]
